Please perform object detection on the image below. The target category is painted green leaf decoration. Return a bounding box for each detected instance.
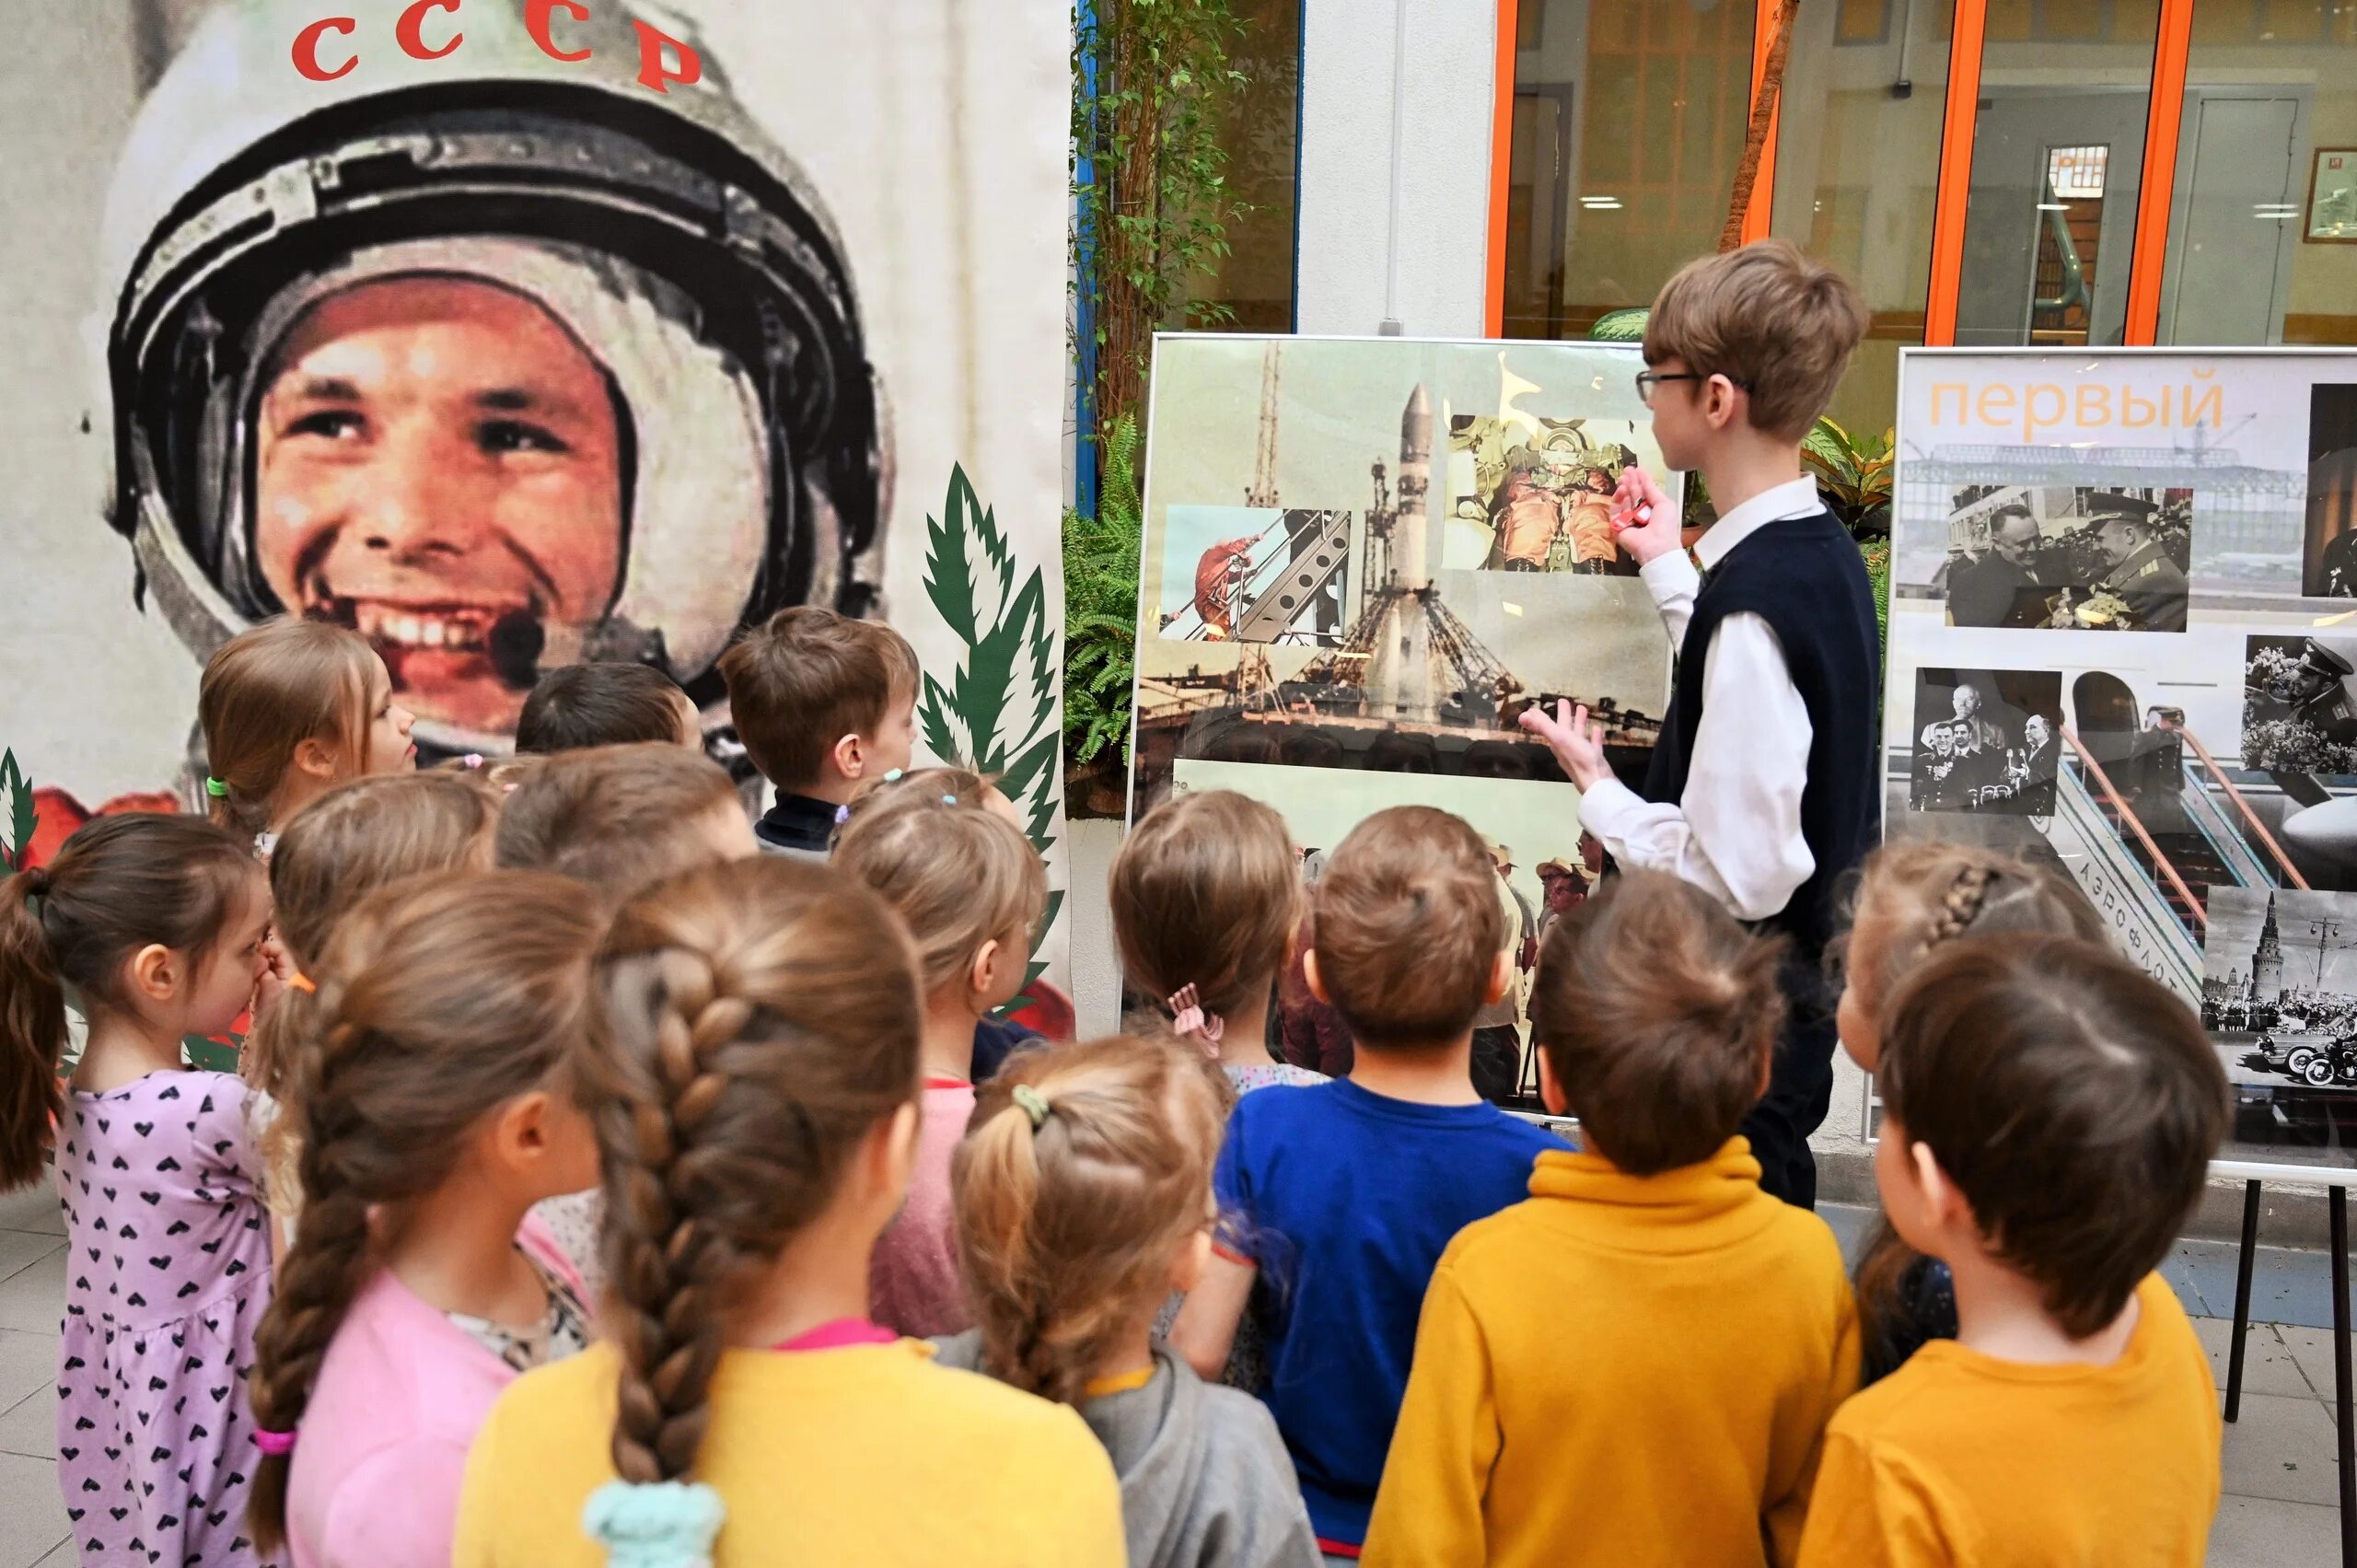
[918,465,1064,999]
[0,749,32,873]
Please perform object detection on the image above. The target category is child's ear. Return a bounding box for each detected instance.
[1170,1226,1214,1295]
[830,732,865,781]
[1483,949,1513,1006]
[871,1100,921,1205]
[488,1090,560,1179]
[124,943,179,1005]
[1911,1143,1974,1236]
[1303,950,1331,1005]
[291,734,343,782]
[1536,1048,1570,1118]
[968,937,1002,1004]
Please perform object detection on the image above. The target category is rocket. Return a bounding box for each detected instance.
[1370,383,1442,722]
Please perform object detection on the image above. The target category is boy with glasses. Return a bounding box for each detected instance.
[1521,238,1877,1209]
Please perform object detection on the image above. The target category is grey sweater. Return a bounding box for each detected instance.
[932,1333,1320,1568]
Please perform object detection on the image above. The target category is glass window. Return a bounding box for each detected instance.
[1953,0,2165,349]
[1184,0,1300,331]
[2155,0,2357,348]
[1768,0,1960,436]
[1500,0,1759,340]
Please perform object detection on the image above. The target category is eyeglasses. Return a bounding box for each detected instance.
[1634,370,1751,407]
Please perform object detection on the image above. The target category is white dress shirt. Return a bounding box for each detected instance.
[1578,475,1822,923]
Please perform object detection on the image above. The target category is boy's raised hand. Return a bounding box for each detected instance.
[1518,701,1613,792]
[1610,467,1683,566]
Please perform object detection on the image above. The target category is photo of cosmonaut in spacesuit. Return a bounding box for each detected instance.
[87,0,880,796]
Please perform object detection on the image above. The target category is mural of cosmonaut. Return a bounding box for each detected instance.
[92,0,882,797]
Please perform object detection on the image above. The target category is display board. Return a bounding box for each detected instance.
[0,0,1070,979]
[1888,347,2357,1176]
[1128,333,1678,1086]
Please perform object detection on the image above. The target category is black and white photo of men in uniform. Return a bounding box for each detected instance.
[1946,504,2049,629]
[1910,668,2065,818]
[2245,636,2357,773]
[2077,495,2189,633]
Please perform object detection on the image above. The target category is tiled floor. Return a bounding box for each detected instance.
[0,1187,2347,1565]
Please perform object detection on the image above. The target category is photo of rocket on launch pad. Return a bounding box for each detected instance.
[1128,335,1679,815]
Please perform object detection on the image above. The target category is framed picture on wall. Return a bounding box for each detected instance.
[2307,148,2357,243]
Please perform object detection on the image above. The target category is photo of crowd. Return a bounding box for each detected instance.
[1908,668,2064,816]
[1941,485,2192,633]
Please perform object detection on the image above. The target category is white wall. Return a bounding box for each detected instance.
[1295,0,1498,337]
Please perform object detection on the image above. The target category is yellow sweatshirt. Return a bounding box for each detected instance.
[1795,1272,2220,1567]
[453,1340,1126,1567]
[1363,1139,1859,1568]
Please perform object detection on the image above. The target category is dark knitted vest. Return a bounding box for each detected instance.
[1642,507,1882,962]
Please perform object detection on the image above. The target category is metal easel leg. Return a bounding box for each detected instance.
[2226,1180,2262,1422]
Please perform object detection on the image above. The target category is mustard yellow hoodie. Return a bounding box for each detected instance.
[1363,1139,1858,1568]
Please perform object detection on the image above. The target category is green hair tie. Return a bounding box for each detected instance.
[203,777,229,799]
[1011,1085,1051,1130]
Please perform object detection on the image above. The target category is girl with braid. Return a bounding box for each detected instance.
[452,857,1123,1567]
[1832,842,2105,1382]
[834,766,1048,1337]
[246,871,599,1567]
[0,815,278,1568]
[935,1035,1321,1568]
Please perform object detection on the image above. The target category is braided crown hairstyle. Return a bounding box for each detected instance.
[245,870,602,1554]
[590,856,923,1492]
[1838,840,2107,1381]
[953,1035,1228,1407]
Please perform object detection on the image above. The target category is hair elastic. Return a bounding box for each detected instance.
[942,794,959,807]
[1011,1084,1051,1129]
[834,804,853,827]
[204,776,229,798]
[253,1427,297,1458]
[284,972,317,995]
[1166,984,1226,1055]
[884,768,904,783]
[583,1479,726,1568]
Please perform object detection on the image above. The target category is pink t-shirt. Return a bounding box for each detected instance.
[869,1079,977,1338]
[284,1216,582,1568]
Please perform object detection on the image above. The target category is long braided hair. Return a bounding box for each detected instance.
[587,858,922,1512]
[1839,841,2107,1381]
[953,1035,1228,1407]
[244,871,601,1554]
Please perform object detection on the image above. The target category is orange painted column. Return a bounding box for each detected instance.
[1485,0,1522,337]
[1742,0,1784,245]
[1923,2,1989,346]
[2125,0,2198,345]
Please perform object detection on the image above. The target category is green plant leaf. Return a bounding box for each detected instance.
[0,750,32,873]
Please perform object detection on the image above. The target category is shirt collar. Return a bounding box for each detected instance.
[1525,1137,1782,1251]
[1693,475,1822,572]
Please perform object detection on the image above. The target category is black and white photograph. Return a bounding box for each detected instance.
[2304,384,2357,596]
[1940,484,2192,632]
[1908,668,2063,816]
[2243,633,2357,777]
[2202,888,2357,1092]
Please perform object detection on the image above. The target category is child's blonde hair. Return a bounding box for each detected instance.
[954,1035,1228,1406]
[833,767,1047,995]
[246,870,603,1554]
[200,617,380,837]
[493,743,744,900]
[1110,790,1301,1032]
[1643,238,1868,441]
[244,772,504,1116]
[589,857,923,1491]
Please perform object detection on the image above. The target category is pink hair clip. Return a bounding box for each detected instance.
[1166,985,1225,1057]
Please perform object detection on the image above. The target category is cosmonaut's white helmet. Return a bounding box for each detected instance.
[91,0,888,760]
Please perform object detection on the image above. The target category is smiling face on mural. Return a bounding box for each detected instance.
[252,275,627,737]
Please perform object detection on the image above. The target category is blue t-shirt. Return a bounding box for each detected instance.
[1213,1076,1565,1547]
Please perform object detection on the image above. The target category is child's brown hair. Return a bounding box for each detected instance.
[245,870,603,1553]
[1310,806,1504,1051]
[832,768,1046,996]
[1110,790,1301,1030]
[589,857,923,1487]
[1839,842,2107,1373]
[244,771,504,1113]
[718,606,918,791]
[1529,871,1788,1176]
[494,743,744,900]
[0,815,260,1190]
[954,1034,1227,1407]
[1643,238,1868,441]
[516,662,696,754]
[1878,933,2226,1339]
[200,617,380,837]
